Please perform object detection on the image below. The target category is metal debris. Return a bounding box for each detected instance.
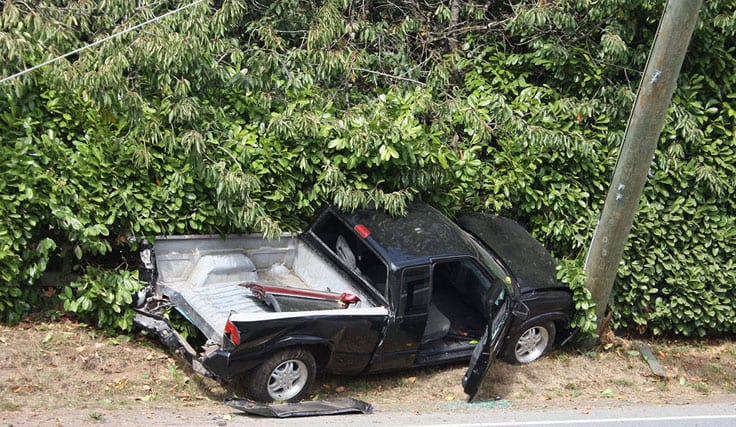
[225,397,373,418]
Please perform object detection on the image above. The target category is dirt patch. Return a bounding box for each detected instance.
[1,319,735,422]
[0,319,225,417]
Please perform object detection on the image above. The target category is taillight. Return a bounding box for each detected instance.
[224,319,240,345]
[354,224,371,238]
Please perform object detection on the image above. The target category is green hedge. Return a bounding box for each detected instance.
[1,0,734,336]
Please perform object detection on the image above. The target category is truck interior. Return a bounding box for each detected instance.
[424,260,489,344]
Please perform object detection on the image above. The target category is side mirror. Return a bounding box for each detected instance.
[512,301,530,320]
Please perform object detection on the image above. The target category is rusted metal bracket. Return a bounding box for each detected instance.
[635,341,667,379]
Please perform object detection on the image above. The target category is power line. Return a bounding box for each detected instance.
[0,0,205,84]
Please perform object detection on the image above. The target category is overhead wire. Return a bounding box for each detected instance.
[0,0,205,84]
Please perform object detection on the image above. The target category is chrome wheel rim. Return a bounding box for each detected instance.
[267,359,309,401]
[514,326,549,364]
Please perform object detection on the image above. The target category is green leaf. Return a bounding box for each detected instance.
[600,389,614,398]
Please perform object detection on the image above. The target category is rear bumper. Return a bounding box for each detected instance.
[133,311,215,378]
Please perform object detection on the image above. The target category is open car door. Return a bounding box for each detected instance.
[462,284,513,401]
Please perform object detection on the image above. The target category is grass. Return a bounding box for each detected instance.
[599,388,615,398]
[726,343,736,358]
[0,401,23,412]
[611,377,636,387]
[690,382,710,393]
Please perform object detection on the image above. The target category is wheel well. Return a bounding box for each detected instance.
[303,344,332,370]
[511,313,569,342]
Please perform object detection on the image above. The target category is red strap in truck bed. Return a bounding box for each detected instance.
[240,282,360,308]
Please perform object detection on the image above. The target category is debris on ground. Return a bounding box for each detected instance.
[636,341,667,379]
[224,397,373,418]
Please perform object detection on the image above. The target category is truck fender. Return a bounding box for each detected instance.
[207,336,336,381]
[270,335,336,370]
[505,311,572,344]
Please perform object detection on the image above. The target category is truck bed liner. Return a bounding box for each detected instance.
[161,266,316,342]
[150,234,374,342]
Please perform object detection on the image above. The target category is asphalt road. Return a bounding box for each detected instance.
[7,398,735,426]
[364,402,736,427]
[226,399,736,427]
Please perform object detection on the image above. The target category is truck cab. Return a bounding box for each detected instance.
[301,203,516,393]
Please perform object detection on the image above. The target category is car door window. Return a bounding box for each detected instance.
[311,212,388,295]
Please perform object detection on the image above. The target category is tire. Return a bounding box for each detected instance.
[245,348,316,403]
[502,321,556,365]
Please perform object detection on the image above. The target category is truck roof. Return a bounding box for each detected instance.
[339,202,479,269]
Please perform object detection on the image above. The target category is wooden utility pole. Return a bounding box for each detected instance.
[584,0,703,331]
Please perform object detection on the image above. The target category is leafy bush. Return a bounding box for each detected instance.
[454,0,736,336]
[59,268,142,331]
[1,0,734,337]
[557,258,597,336]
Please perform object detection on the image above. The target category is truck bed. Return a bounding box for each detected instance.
[150,234,375,343]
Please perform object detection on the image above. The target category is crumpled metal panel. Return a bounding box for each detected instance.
[224,397,373,418]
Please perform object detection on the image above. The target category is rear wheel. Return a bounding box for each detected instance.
[502,321,556,364]
[245,348,316,403]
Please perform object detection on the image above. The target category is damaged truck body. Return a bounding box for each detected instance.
[134,202,574,402]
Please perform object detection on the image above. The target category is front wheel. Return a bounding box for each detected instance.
[502,321,556,364]
[245,348,316,403]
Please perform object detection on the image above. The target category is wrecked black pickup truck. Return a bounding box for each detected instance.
[134,202,574,402]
